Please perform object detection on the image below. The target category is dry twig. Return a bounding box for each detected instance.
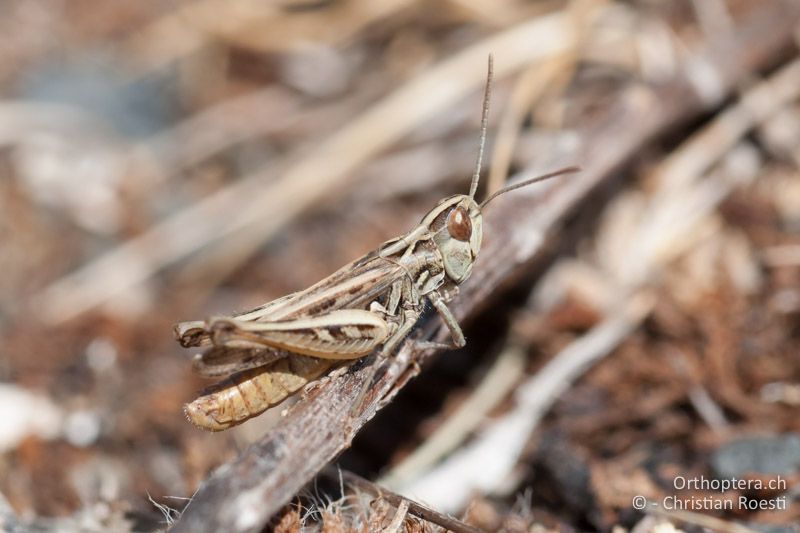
[378,341,526,489]
[334,469,483,533]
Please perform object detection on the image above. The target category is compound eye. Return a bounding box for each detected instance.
[446,206,472,242]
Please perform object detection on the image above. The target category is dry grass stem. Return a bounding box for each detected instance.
[338,470,483,533]
[379,343,526,489]
[35,10,585,325]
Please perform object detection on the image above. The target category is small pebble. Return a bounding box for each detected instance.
[64,410,102,447]
[711,434,800,478]
[86,337,118,372]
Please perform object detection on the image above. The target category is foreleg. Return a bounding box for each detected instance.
[415,290,466,350]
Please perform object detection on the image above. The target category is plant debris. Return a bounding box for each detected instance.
[1,1,799,532]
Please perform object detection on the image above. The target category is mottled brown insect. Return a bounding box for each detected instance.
[174,57,578,431]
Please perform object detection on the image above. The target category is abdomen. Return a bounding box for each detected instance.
[184,356,334,431]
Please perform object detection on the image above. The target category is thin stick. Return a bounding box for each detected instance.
[469,55,494,199]
[332,470,484,533]
[384,499,409,533]
[379,342,526,489]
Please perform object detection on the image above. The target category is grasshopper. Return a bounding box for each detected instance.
[174,57,578,431]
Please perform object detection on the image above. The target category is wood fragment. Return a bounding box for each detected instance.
[384,498,410,533]
[337,470,483,533]
[379,341,526,489]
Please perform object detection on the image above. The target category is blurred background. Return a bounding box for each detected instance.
[1,0,799,531]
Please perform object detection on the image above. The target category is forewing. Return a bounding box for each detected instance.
[173,252,404,349]
[174,291,302,347]
[256,252,405,320]
[208,309,391,360]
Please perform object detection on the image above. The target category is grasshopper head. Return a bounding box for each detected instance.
[426,163,579,285]
[423,55,579,286]
[425,195,483,284]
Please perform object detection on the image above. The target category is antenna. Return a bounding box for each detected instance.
[469,55,493,199]
[480,166,581,208]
